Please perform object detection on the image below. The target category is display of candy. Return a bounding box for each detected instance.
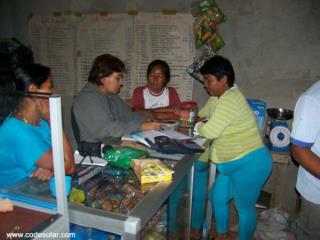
[73,165,103,187]
[69,188,86,204]
[141,205,167,240]
[102,165,129,177]
[101,199,121,212]
[71,162,176,215]
[90,199,104,209]
[72,166,146,214]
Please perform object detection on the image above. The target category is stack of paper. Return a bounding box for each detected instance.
[131,129,191,147]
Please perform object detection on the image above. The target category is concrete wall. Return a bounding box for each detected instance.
[1,0,317,217]
[1,0,320,110]
[0,0,13,39]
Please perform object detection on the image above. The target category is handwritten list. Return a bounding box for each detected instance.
[28,16,78,96]
[28,13,195,100]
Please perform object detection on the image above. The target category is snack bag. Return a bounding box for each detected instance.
[186,46,214,83]
[103,146,149,169]
[209,32,225,52]
[132,159,174,184]
[194,0,226,24]
[192,0,226,49]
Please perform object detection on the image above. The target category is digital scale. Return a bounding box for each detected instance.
[267,108,293,153]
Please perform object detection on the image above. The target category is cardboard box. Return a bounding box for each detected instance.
[131,159,174,184]
[247,99,267,136]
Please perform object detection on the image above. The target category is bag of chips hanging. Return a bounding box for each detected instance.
[192,0,226,49]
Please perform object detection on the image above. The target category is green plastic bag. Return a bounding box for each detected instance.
[103,146,149,169]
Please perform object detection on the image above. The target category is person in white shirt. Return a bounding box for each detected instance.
[291,80,320,240]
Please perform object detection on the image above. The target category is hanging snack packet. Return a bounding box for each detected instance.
[192,0,226,48]
[196,0,226,24]
[186,46,214,83]
[208,32,225,52]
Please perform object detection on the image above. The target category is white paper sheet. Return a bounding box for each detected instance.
[28,13,195,100]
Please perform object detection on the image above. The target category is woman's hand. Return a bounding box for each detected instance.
[141,121,161,131]
[193,121,204,136]
[31,167,54,181]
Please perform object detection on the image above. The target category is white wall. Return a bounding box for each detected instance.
[1,0,320,109]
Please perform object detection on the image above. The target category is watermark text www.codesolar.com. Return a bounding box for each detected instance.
[6,231,76,239]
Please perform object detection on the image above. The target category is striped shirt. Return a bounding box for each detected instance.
[197,86,263,163]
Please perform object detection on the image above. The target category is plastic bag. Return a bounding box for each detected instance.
[146,136,204,154]
[255,208,297,240]
[103,146,149,169]
[191,0,226,23]
[191,0,226,49]
[186,46,214,83]
[209,32,225,52]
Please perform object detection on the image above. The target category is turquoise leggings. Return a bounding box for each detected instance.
[191,160,209,230]
[209,147,272,240]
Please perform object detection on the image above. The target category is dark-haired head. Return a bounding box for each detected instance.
[0,68,16,124]
[0,68,15,91]
[1,64,54,122]
[88,54,125,85]
[200,55,235,87]
[147,60,170,85]
[14,64,51,92]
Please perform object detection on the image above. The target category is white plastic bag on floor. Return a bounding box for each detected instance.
[255,208,296,240]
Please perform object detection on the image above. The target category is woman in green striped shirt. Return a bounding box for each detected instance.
[194,55,272,240]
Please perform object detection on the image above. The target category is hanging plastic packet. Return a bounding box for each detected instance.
[194,17,218,49]
[186,46,214,84]
[191,0,226,49]
[209,32,225,52]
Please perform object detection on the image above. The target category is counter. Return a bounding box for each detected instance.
[0,153,197,240]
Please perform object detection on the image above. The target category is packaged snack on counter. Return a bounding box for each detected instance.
[178,101,198,128]
[102,165,129,177]
[69,188,86,204]
[103,146,149,169]
[132,159,174,184]
[141,204,167,240]
[73,165,103,187]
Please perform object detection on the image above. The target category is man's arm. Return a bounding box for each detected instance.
[291,144,320,178]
